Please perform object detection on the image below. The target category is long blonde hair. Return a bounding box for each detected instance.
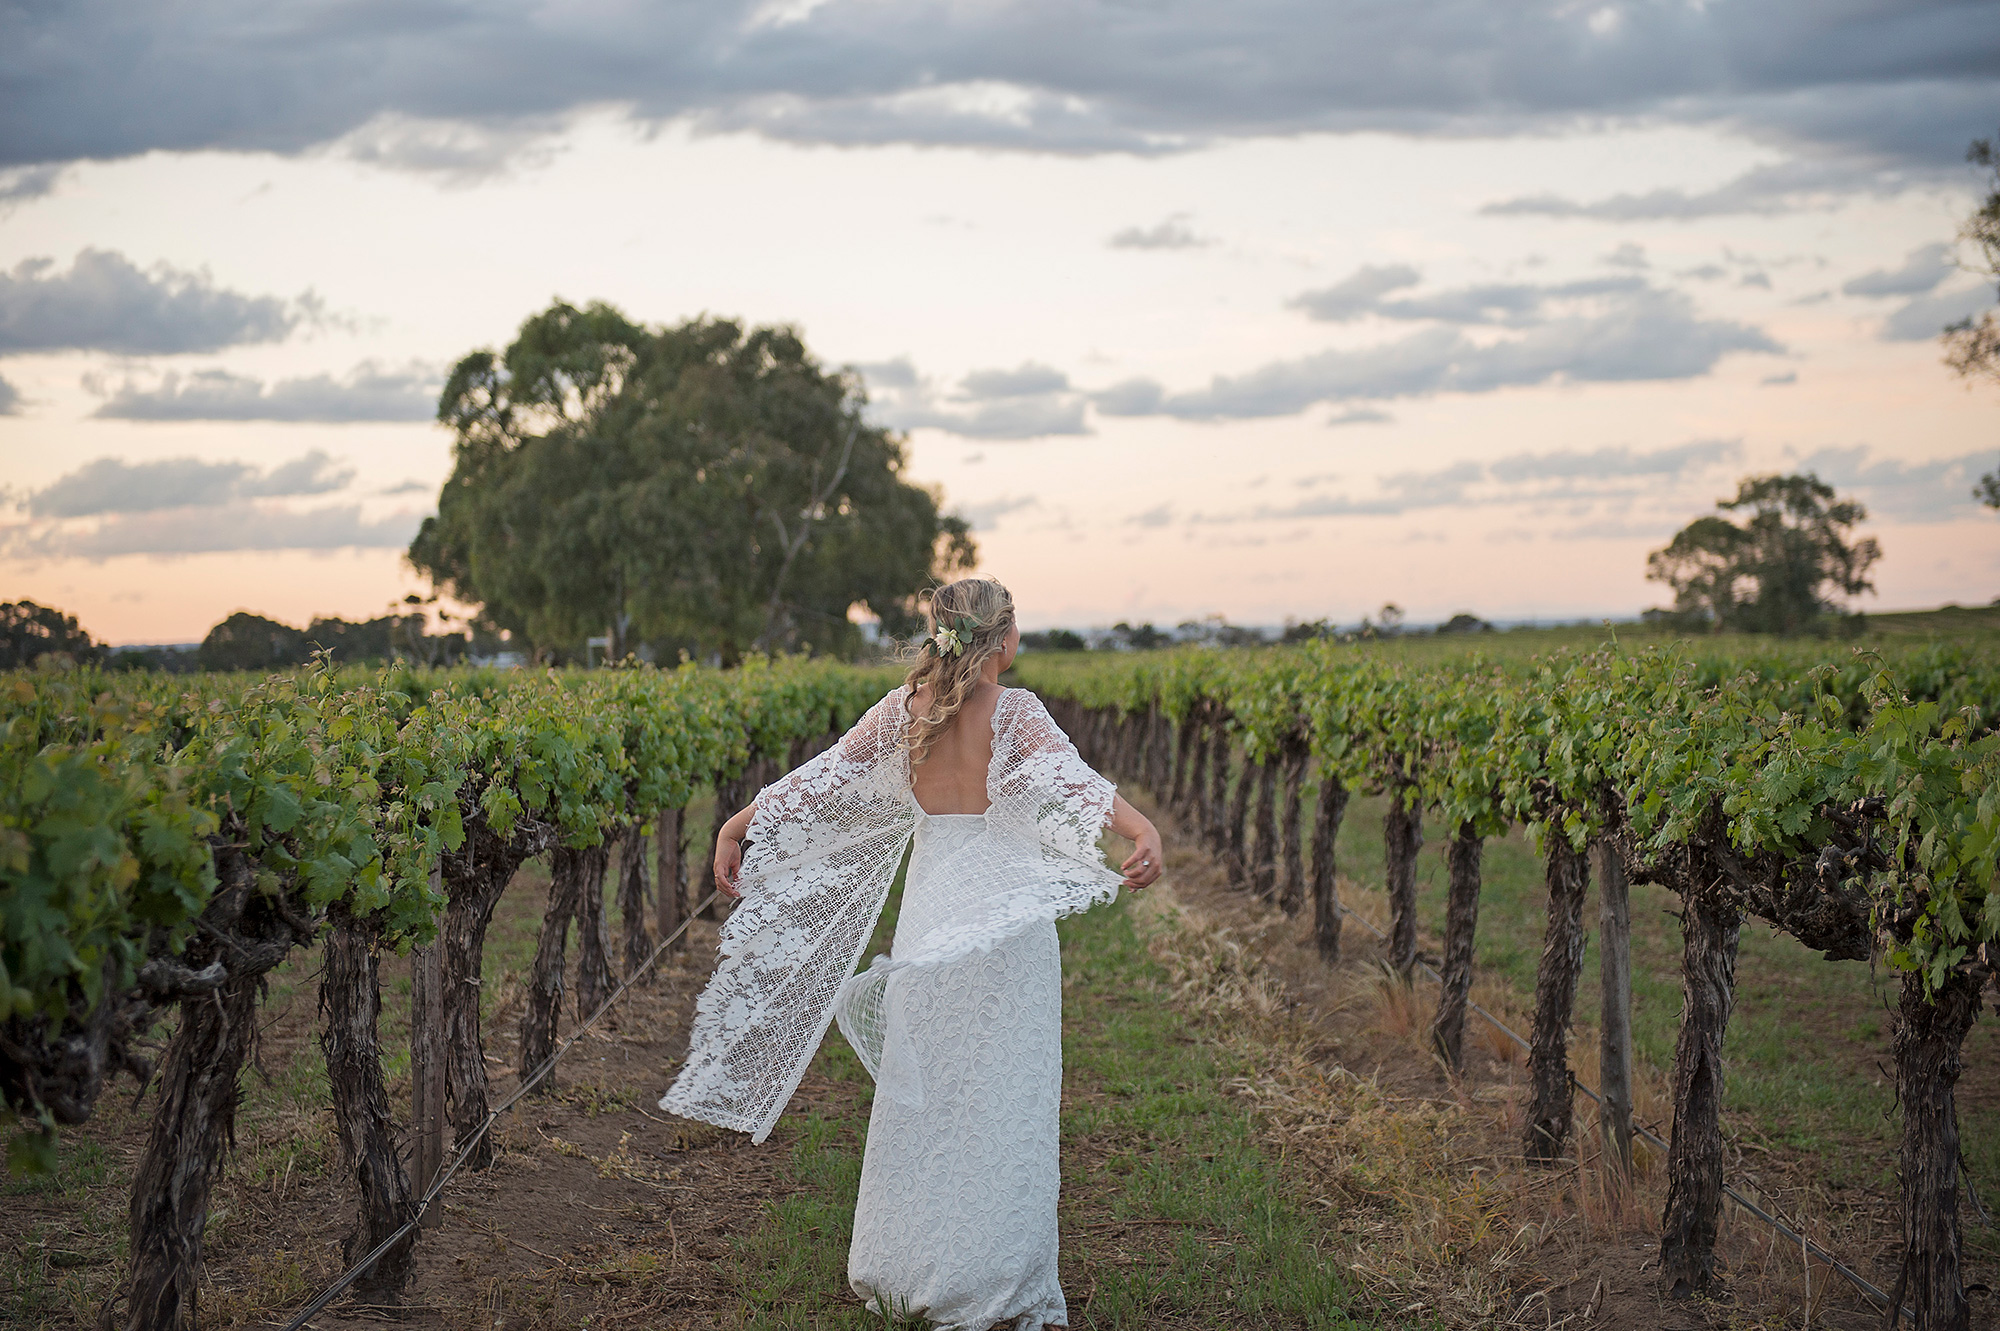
[901,577,1016,767]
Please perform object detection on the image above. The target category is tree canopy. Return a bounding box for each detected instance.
[408,302,974,662]
[0,601,101,669]
[1645,473,1880,635]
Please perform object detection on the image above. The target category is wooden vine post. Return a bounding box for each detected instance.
[409,936,446,1227]
[1595,841,1635,1184]
[656,805,687,952]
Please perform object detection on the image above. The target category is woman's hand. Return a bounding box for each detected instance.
[1119,824,1162,891]
[713,835,744,900]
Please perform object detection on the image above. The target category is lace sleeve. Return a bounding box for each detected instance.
[660,688,916,1142]
[992,690,1118,864]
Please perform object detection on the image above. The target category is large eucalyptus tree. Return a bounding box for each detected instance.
[410,301,974,662]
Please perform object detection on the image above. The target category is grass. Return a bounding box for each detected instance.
[728,853,1374,1331]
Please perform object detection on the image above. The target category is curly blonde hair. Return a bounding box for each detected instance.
[901,577,1016,767]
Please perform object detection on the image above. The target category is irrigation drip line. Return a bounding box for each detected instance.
[276,889,721,1331]
[1330,900,1909,1321]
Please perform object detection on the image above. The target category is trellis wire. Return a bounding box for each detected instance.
[276,889,722,1331]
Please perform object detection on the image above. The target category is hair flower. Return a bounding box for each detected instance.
[931,625,965,658]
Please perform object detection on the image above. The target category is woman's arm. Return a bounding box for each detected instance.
[712,801,756,899]
[1108,793,1162,890]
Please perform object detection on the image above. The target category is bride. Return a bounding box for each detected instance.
[661,576,1162,1330]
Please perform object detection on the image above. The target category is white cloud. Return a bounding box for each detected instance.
[1108,214,1210,251]
[26,452,354,518]
[90,361,440,422]
[0,249,313,354]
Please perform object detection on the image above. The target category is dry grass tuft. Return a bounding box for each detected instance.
[1135,887,1535,1327]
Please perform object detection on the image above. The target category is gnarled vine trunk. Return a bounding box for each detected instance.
[655,806,687,952]
[1250,759,1278,900]
[1890,965,1984,1331]
[1523,832,1589,1163]
[1224,750,1253,890]
[317,915,416,1300]
[1383,779,1424,973]
[1206,716,1231,855]
[1660,890,1741,1297]
[1429,823,1483,1072]
[1310,774,1349,962]
[519,844,591,1083]
[617,823,653,978]
[118,847,310,1331]
[573,840,615,1019]
[1277,746,1305,916]
[1185,717,1211,830]
[439,818,538,1171]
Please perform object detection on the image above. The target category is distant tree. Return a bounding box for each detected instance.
[409,302,974,663]
[0,600,101,669]
[1020,628,1087,652]
[1978,465,2000,511]
[199,612,307,671]
[1281,618,1334,643]
[1436,612,1493,634]
[1646,473,1880,635]
[1945,131,2000,387]
[1104,621,1170,651]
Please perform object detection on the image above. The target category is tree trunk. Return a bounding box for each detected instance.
[1891,964,1983,1331]
[1206,717,1231,854]
[1250,759,1278,900]
[120,848,306,1331]
[317,916,416,1300]
[1278,747,1305,916]
[1660,890,1742,1297]
[655,806,686,953]
[1170,714,1196,810]
[1310,774,1350,963]
[1597,843,1635,1184]
[438,821,534,1172]
[1225,751,1254,890]
[1383,780,1425,973]
[1149,707,1172,794]
[572,841,615,1021]
[519,846,588,1084]
[617,823,653,978]
[1429,822,1483,1072]
[1523,832,1591,1163]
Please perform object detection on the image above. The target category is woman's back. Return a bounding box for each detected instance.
[908,681,1003,815]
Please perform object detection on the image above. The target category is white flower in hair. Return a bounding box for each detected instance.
[931,625,964,657]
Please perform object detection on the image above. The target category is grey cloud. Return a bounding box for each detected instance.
[1843,242,1956,297]
[1090,379,1164,417]
[1763,370,1798,385]
[1295,269,1647,328]
[959,363,1069,399]
[91,362,439,422]
[1288,265,1420,321]
[1129,503,1174,528]
[1146,287,1778,420]
[3,4,1993,175]
[861,360,1089,439]
[0,249,310,355]
[0,374,18,415]
[1739,271,1772,289]
[0,164,61,210]
[1486,439,1740,484]
[12,504,424,561]
[1480,157,1937,221]
[1881,284,1993,341]
[26,451,353,518]
[1792,445,1990,523]
[1108,215,1209,250]
[1199,437,1738,524]
[329,111,570,184]
[380,479,432,496]
[1603,243,1649,270]
[1326,407,1392,427]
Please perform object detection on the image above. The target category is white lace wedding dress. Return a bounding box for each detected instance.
[661,686,1122,1330]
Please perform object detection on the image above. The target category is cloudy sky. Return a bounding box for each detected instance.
[2,2,1996,643]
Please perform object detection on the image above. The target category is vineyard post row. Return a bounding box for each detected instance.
[1014,639,2000,1331]
[0,655,898,1330]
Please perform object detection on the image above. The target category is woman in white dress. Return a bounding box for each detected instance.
[661,577,1162,1330]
